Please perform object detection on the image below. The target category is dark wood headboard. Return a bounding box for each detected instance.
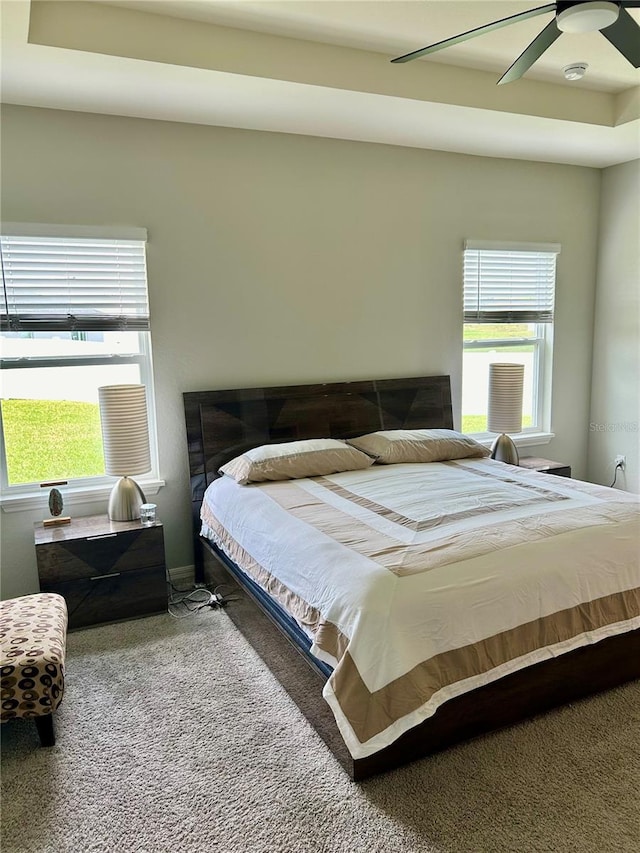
[183,374,452,582]
[183,375,453,506]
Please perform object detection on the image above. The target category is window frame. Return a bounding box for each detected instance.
[0,225,163,507]
[461,240,560,442]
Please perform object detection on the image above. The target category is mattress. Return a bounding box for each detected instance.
[200,459,640,759]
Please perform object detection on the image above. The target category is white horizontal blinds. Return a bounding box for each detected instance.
[0,235,150,331]
[463,244,559,324]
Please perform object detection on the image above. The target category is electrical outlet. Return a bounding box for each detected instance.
[614,455,626,469]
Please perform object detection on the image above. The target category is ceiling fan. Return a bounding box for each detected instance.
[391,1,640,84]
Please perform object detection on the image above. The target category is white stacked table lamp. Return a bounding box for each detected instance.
[487,363,524,465]
[98,384,151,521]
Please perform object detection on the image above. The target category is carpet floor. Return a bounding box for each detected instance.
[1,609,639,853]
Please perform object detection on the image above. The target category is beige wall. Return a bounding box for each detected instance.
[588,159,640,492]
[0,105,601,599]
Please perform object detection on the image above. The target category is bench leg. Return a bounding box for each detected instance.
[34,714,56,747]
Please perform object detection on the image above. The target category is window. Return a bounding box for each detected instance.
[0,227,158,493]
[461,240,560,436]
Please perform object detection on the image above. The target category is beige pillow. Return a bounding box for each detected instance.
[219,438,374,484]
[347,429,490,464]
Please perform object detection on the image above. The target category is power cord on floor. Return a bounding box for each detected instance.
[168,580,196,594]
[166,578,229,619]
[212,583,239,603]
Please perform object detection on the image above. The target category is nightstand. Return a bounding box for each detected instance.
[518,457,571,478]
[35,515,167,630]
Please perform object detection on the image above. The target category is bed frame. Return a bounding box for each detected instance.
[183,375,640,781]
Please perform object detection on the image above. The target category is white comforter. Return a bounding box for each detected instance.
[201,459,640,758]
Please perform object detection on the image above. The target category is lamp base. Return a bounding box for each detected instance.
[108,477,147,521]
[490,434,520,465]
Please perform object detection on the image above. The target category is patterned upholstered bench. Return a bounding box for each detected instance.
[1,593,68,746]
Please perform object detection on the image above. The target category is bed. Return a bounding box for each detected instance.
[183,375,640,780]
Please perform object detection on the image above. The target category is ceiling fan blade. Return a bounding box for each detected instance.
[601,7,640,66]
[497,19,561,84]
[391,3,556,63]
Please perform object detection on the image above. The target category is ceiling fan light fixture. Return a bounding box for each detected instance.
[556,1,620,34]
[392,0,640,85]
[563,62,589,79]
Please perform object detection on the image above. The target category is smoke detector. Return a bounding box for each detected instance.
[563,63,589,80]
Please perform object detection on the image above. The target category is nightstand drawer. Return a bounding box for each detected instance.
[40,566,167,630]
[36,525,165,584]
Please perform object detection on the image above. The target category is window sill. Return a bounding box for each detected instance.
[474,431,555,449]
[0,478,165,513]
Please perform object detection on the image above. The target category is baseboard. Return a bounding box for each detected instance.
[167,564,195,587]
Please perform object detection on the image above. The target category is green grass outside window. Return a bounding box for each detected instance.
[462,414,533,434]
[2,399,105,485]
